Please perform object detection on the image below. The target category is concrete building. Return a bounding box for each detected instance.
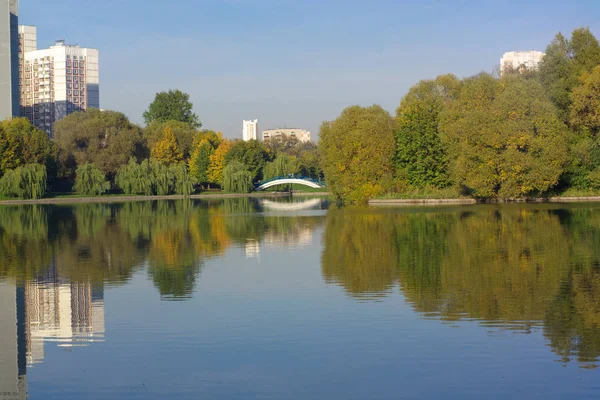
[0,281,27,400]
[500,51,545,76]
[0,0,20,120]
[19,28,99,136]
[262,128,311,143]
[243,119,259,141]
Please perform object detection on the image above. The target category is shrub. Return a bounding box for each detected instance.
[73,163,111,196]
[0,164,47,199]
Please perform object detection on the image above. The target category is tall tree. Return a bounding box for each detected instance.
[151,126,184,166]
[224,140,271,182]
[440,74,569,199]
[54,109,144,177]
[143,120,199,161]
[395,74,461,189]
[207,140,232,186]
[188,139,214,187]
[319,105,396,203]
[0,118,55,176]
[143,90,201,128]
[571,65,600,136]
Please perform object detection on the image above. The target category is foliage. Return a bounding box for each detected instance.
[54,109,144,177]
[439,74,569,199]
[263,154,300,180]
[0,118,55,176]
[395,74,460,188]
[539,28,600,123]
[143,120,199,161]
[207,140,232,186]
[73,163,111,196]
[115,158,192,196]
[571,65,600,136]
[222,160,254,193]
[0,163,47,199]
[188,139,214,186]
[225,140,271,182]
[151,126,183,166]
[143,89,201,128]
[319,105,396,203]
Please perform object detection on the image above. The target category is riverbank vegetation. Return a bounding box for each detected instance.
[0,91,324,199]
[319,27,600,203]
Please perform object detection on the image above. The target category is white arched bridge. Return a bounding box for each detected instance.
[255,175,326,191]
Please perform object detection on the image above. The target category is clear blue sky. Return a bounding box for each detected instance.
[19,0,600,139]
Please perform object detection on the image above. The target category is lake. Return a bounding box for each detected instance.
[1,198,600,399]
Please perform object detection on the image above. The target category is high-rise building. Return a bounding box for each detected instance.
[500,51,545,76]
[243,119,259,141]
[19,28,99,136]
[0,281,27,400]
[262,128,311,143]
[0,0,20,120]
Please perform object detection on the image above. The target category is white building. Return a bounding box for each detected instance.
[0,0,20,120]
[19,26,99,136]
[262,128,311,143]
[243,119,259,141]
[500,51,545,76]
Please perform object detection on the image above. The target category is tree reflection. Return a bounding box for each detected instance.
[321,205,600,366]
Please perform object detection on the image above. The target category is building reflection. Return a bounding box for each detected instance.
[0,281,27,400]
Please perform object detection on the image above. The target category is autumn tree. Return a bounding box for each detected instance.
[539,28,600,123]
[207,140,232,186]
[395,74,461,189]
[151,126,183,166]
[439,74,569,199]
[0,118,55,176]
[319,105,396,203]
[143,121,200,161]
[571,65,600,136]
[54,109,144,177]
[143,90,201,128]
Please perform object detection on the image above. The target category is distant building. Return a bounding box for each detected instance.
[0,0,20,120]
[262,128,311,143]
[19,27,100,136]
[243,119,259,141]
[500,51,545,76]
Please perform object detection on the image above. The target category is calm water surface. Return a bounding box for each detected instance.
[1,198,600,399]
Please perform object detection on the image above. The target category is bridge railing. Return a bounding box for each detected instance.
[255,175,326,188]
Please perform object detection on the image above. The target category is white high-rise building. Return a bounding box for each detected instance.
[243,119,259,141]
[500,51,545,76]
[19,27,99,136]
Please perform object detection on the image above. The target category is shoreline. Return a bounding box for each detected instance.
[0,191,330,206]
[369,196,600,206]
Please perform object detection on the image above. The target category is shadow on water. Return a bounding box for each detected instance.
[320,204,600,368]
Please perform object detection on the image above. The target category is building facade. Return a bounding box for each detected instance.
[243,119,259,141]
[19,28,99,136]
[262,128,311,143]
[0,0,20,120]
[500,51,545,76]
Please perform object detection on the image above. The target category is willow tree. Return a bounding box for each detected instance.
[222,160,254,193]
[263,154,300,179]
[73,163,111,196]
[440,74,569,199]
[319,105,396,203]
[0,164,47,199]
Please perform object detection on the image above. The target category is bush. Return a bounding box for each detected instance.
[115,158,192,196]
[223,161,254,193]
[73,163,111,196]
[0,164,47,199]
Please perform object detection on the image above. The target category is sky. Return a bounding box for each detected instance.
[19,0,600,140]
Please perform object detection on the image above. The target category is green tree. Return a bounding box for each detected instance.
[0,164,47,199]
[222,160,254,193]
[263,154,300,179]
[115,158,191,196]
[440,74,569,198]
[73,163,111,196]
[143,120,200,161]
[539,28,600,123]
[319,105,396,203]
[188,139,214,187]
[54,109,144,177]
[571,65,600,136]
[151,126,183,166]
[395,74,460,188]
[143,89,201,128]
[0,118,55,176]
[225,140,271,182]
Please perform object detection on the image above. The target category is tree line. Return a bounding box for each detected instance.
[0,89,323,199]
[320,27,600,203]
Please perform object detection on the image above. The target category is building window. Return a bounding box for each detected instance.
[66,76,72,82]
[66,69,72,74]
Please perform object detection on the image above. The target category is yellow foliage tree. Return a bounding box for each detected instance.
[207,140,232,186]
[151,126,183,165]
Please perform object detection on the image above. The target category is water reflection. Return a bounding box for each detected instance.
[322,205,600,367]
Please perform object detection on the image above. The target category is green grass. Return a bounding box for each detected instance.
[378,187,464,200]
[553,188,600,197]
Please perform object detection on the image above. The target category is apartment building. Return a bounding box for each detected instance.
[243,119,259,141]
[19,26,99,136]
[262,128,311,143]
[500,51,545,76]
[0,0,20,120]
